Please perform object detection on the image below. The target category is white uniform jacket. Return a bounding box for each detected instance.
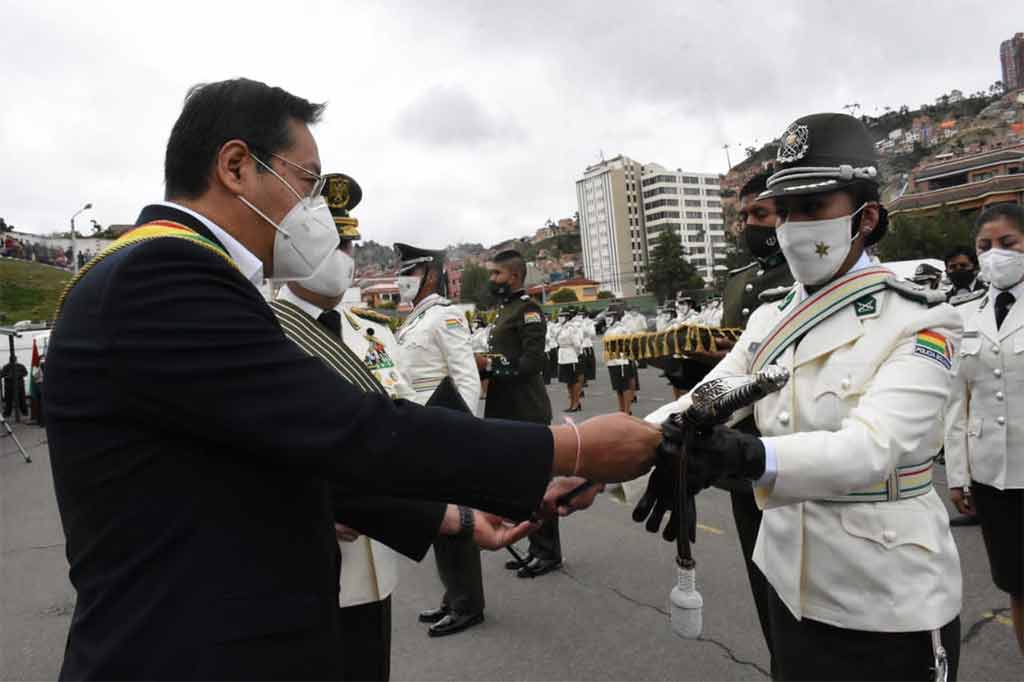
[646,281,963,632]
[581,318,597,349]
[395,293,481,409]
[278,287,408,608]
[945,286,1024,490]
[556,320,584,364]
[545,321,560,353]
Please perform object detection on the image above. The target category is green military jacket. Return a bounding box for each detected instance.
[484,290,552,424]
[720,252,793,329]
[717,251,793,492]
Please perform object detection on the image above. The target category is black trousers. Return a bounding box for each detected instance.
[729,490,774,676]
[529,516,562,561]
[433,533,485,614]
[768,588,960,681]
[337,596,391,682]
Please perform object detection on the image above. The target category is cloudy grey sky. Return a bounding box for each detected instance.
[0,0,1015,247]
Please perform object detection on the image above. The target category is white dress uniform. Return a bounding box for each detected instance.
[276,286,411,609]
[556,319,584,366]
[945,282,1024,491]
[394,293,481,409]
[645,260,963,634]
[470,324,491,353]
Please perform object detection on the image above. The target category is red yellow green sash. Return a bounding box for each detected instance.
[54,220,238,322]
[749,265,893,373]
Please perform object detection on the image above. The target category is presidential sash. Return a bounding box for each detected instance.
[54,220,238,322]
[748,265,893,373]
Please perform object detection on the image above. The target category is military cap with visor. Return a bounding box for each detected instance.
[322,173,363,240]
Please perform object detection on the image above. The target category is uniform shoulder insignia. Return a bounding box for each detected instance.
[884,276,946,307]
[351,307,393,324]
[948,288,987,307]
[727,261,758,277]
[758,285,794,303]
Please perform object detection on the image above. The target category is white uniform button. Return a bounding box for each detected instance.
[756,269,765,277]
[742,308,750,317]
[745,283,754,292]
[882,530,896,543]
[992,345,1000,354]
[840,377,851,390]
[996,391,1005,401]
[778,411,790,425]
[997,416,1006,426]
[994,368,1003,377]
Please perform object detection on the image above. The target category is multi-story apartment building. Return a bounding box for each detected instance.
[575,155,648,297]
[1001,32,1024,92]
[639,164,726,283]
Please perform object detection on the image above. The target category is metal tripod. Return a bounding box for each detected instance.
[1,413,31,463]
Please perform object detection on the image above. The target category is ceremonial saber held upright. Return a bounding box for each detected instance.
[662,366,790,639]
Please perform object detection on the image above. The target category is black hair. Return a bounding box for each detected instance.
[976,203,1024,233]
[164,78,325,200]
[739,171,772,199]
[944,244,979,268]
[494,249,527,282]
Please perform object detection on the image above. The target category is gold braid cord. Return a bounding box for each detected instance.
[603,325,743,361]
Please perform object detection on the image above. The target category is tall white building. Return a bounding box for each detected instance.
[575,155,648,298]
[639,164,726,283]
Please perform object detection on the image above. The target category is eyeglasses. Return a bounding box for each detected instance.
[269,152,326,199]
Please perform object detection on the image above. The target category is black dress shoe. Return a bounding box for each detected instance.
[950,514,980,527]
[517,557,562,578]
[418,606,449,623]
[428,611,484,637]
[505,554,533,570]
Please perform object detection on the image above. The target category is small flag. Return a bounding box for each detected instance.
[445,318,464,329]
[524,311,542,324]
[914,330,951,370]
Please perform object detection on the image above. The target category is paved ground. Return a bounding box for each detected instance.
[1,354,1019,680]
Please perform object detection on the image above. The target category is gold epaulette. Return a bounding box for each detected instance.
[350,307,394,324]
[602,325,744,361]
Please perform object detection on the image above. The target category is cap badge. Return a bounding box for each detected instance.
[777,123,810,164]
[814,241,830,257]
[327,176,351,209]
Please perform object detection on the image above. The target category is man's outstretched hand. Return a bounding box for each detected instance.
[552,413,661,483]
[539,476,605,518]
[473,512,537,550]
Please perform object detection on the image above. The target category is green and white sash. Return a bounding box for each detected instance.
[749,265,893,373]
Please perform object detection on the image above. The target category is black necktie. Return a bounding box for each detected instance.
[317,309,342,338]
[995,291,1015,330]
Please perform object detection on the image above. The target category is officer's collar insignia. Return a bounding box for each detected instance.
[814,241,830,257]
[777,123,810,164]
[779,290,796,310]
[854,294,878,318]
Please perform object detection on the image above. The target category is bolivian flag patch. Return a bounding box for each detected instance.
[524,311,542,324]
[914,330,951,370]
[445,318,464,330]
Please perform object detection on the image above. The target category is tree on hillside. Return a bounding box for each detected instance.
[877,206,976,263]
[459,261,493,307]
[646,231,705,303]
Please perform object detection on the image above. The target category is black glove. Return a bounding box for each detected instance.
[631,417,700,542]
[688,425,766,488]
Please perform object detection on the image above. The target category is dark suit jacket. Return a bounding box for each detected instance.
[44,204,553,680]
[484,292,552,424]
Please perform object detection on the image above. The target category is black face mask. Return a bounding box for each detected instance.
[489,281,512,298]
[744,226,780,259]
[948,269,976,289]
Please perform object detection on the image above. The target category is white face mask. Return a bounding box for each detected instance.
[979,248,1024,290]
[302,249,355,297]
[397,275,422,303]
[239,155,339,282]
[777,204,865,286]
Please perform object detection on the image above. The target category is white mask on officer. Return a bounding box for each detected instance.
[397,275,422,303]
[979,248,1024,290]
[777,204,865,286]
[238,155,339,282]
[301,249,355,297]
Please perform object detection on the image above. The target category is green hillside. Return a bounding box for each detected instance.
[0,259,71,324]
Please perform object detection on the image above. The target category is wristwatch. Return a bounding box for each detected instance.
[457,505,475,538]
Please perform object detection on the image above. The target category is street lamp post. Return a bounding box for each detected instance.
[70,202,92,274]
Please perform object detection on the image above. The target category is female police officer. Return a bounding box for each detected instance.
[945,203,1024,654]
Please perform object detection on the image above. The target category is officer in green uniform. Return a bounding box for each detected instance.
[477,250,560,576]
[691,170,792,676]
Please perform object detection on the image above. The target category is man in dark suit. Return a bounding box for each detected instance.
[44,78,660,681]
